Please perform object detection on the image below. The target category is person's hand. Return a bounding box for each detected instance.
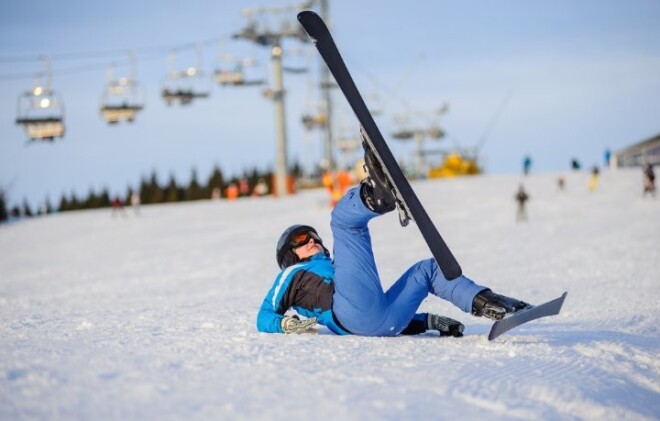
[281,315,317,334]
[428,314,464,337]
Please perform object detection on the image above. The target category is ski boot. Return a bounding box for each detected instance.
[472,290,532,321]
[360,140,396,214]
[427,314,464,337]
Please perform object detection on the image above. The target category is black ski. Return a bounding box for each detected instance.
[298,11,462,280]
[488,292,568,340]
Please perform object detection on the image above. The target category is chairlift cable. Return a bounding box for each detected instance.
[0,36,227,81]
[474,90,513,153]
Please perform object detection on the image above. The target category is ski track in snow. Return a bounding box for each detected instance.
[1,169,659,420]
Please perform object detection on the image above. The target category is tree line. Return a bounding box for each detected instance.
[1,162,303,223]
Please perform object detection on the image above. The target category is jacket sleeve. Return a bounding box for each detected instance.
[256,292,284,333]
[256,270,292,333]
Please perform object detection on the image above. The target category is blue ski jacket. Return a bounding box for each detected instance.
[256,253,350,335]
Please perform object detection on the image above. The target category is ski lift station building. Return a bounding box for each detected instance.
[613,133,660,168]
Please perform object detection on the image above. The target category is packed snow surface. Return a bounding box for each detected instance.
[1,169,658,420]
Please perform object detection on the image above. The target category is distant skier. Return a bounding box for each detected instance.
[588,166,600,192]
[130,192,141,216]
[523,155,532,176]
[604,149,612,168]
[257,143,531,337]
[557,176,566,191]
[571,159,581,171]
[111,197,127,218]
[515,184,530,221]
[643,164,656,197]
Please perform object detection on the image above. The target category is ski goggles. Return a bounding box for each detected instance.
[289,230,323,248]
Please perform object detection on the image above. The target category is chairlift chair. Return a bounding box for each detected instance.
[16,85,65,141]
[100,56,145,124]
[391,113,415,140]
[215,66,246,86]
[427,125,445,139]
[392,129,415,140]
[161,48,210,106]
[301,113,326,130]
[15,57,65,141]
[214,57,265,87]
[100,77,144,124]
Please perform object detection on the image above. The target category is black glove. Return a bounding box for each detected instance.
[427,314,464,337]
[281,315,318,334]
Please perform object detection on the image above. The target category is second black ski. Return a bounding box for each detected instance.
[297,10,462,280]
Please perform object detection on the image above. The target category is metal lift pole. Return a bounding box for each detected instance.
[319,0,335,172]
[271,40,289,197]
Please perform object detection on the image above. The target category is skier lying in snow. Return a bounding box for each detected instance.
[257,145,531,336]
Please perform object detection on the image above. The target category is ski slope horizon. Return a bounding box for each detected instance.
[1,168,659,420]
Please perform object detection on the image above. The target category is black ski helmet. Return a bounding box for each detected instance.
[276,224,325,269]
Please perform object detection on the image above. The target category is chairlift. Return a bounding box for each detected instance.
[214,57,265,87]
[427,125,445,139]
[392,114,415,140]
[282,46,310,74]
[301,92,326,130]
[100,53,145,124]
[283,65,307,74]
[337,136,359,153]
[301,112,326,130]
[15,57,65,142]
[161,46,210,106]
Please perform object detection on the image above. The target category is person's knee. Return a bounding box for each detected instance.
[400,258,436,290]
[415,258,437,278]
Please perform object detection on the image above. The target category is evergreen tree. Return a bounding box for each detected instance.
[22,199,33,217]
[143,170,164,204]
[0,188,8,223]
[125,187,136,206]
[263,170,274,194]
[99,188,111,207]
[206,166,225,199]
[10,206,21,218]
[164,174,179,203]
[42,197,53,215]
[69,192,80,211]
[85,189,99,209]
[139,175,151,205]
[186,168,203,201]
[59,195,70,212]
[290,160,303,178]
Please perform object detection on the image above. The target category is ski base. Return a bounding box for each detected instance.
[488,292,568,341]
[298,10,462,280]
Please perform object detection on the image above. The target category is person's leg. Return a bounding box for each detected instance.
[368,258,487,336]
[330,187,390,335]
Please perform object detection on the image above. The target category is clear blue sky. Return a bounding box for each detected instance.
[1,0,659,209]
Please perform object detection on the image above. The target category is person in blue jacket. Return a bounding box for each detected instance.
[257,145,530,336]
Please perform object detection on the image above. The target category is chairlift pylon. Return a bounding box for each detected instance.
[100,52,145,124]
[15,57,65,142]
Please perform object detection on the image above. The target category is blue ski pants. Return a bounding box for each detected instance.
[331,187,486,336]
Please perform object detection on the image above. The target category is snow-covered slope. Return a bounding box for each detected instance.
[1,169,658,420]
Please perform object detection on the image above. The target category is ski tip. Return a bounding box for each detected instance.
[297,11,325,40]
[556,291,568,308]
[487,291,568,341]
[297,10,319,24]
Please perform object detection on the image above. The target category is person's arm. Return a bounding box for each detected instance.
[256,285,285,333]
[256,269,318,334]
